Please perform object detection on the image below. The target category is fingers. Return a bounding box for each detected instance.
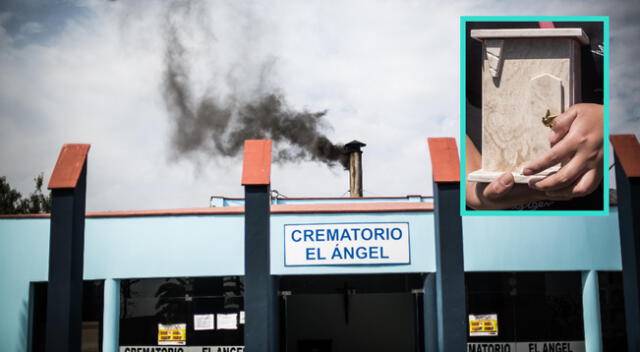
[483,173,515,200]
[529,156,587,192]
[549,108,578,145]
[570,167,601,197]
[522,136,575,176]
[544,167,602,199]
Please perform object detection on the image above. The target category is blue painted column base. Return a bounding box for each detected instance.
[103,279,120,352]
[582,271,603,352]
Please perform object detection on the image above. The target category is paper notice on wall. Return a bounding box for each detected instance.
[217,313,238,330]
[158,323,186,345]
[469,314,498,336]
[239,311,245,324]
[193,314,215,331]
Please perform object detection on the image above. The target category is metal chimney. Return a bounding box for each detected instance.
[344,140,366,198]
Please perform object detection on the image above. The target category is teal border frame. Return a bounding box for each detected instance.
[460,16,610,216]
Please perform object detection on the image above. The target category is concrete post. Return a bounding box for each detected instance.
[102,279,120,352]
[427,138,467,351]
[45,144,90,352]
[242,140,278,352]
[582,270,603,352]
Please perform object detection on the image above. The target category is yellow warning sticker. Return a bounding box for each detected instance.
[468,314,498,336]
[158,323,186,345]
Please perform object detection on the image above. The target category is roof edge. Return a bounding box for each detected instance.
[0,202,435,219]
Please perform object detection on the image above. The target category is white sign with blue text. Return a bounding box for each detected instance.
[284,222,410,266]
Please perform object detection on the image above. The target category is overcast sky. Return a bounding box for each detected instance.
[0,0,638,212]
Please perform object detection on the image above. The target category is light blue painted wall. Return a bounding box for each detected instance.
[462,208,621,271]
[83,215,244,279]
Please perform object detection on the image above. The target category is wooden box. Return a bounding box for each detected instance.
[468,28,589,183]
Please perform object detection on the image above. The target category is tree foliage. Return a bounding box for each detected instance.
[0,174,51,214]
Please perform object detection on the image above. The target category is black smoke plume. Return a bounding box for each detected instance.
[161,2,347,168]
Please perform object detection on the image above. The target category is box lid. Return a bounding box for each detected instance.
[471,28,589,45]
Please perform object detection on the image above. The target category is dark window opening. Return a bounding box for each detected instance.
[119,276,244,347]
[280,274,425,352]
[598,271,627,351]
[29,280,104,352]
[466,272,584,344]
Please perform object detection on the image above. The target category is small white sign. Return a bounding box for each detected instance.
[194,314,215,331]
[217,313,238,330]
[239,311,245,324]
[284,222,410,266]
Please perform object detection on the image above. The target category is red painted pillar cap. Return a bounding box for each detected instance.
[610,134,640,178]
[427,137,460,183]
[48,144,91,189]
[241,140,272,186]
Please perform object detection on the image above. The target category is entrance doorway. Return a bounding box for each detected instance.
[279,274,425,352]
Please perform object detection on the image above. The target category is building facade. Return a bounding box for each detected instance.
[0,137,636,352]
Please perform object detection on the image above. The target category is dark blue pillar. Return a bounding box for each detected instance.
[423,273,438,352]
[242,140,278,352]
[611,134,640,351]
[45,144,90,352]
[427,138,467,351]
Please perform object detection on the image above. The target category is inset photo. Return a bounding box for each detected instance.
[461,17,609,214]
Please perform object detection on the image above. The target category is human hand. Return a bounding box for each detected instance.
[466,135,557,210]
[466,172,572,210]
[523,103,604,198]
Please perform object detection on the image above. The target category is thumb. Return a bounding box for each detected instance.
[483,173,515,200]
